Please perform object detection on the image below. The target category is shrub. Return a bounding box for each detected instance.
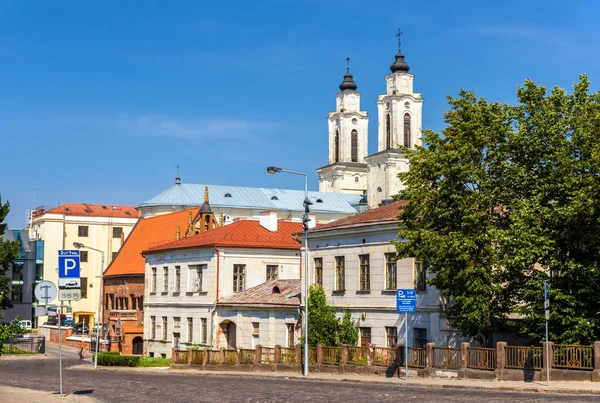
[138,357,171,367]
[94,352,141,367]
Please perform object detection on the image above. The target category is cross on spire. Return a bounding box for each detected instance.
[396,29,403,52]
[346,56,351,73]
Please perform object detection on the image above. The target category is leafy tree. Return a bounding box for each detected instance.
[0,317,27,355]
[395,75,600,345]
[0,196,19,317]
[337,308,359,346]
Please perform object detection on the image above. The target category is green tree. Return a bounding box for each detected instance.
[337,308,359,346]
[305,286,359,347]
[0,196,19,317]
[395,76,600,345]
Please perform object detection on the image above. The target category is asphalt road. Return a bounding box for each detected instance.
[0,344,597,403]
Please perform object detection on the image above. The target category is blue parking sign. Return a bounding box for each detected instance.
[58,250,80,278]
[396,289,417,313]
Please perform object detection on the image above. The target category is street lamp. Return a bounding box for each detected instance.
[73,242,105,369]
[266,166,311,377]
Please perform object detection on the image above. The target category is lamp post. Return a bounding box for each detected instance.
[266,166,311,377]
[73,242,105,369]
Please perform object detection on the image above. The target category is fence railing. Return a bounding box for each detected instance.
[347,346,369,366]
[300,347,318,365]
[207,349,220,365]
[280,347,296,365]
[261,347,275,364]
[1,336,45,354]
[372,346,396,367]
[322,346,342,365]
[552,344,593,370]
[223,349,237,365]
[191,349,204,365]
[408,347,427,368]
[173,349,189,364]
[467,347,496,371]
[432,347,461,370]
[505,346,542,370]
[240,348,255,365]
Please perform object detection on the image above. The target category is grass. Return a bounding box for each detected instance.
[1,346,37,355]
[137,356,171,367]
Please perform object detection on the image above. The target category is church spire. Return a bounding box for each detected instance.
[175,164,181,185]
[339,56,358,91]
[390,29,410,73]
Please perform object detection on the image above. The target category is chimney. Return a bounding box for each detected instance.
[259,210,278,232]
[308,213,316,229]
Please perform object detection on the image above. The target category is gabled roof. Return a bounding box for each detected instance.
[139,183,364,214]
[41,203,139,219]
[310,200,406,232]
[217,279,301,308]
[143,220,303,254]
[104,208,198,277]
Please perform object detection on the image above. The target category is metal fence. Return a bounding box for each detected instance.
[372,346,396,367]
[505,346,542,370]
[240,348,255,364]
[261,347,275,364]
[173,349,188,364]
[432,347,461,370]
[553,344,593,370]
[467,347,496,371]
[322,346,341,365]
[191,349,204,364]
[1,336,45,354]
[347,346,369,366]
[408,347,427,368]
[280,347,296,365]
[223,349,237,365]
[300,347,318,365]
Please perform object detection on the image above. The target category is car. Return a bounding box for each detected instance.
[64,280,79,289]
[73,322,89,335]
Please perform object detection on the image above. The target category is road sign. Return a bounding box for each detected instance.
[59,289,81,301]
[396,289,417,313]
[58,278,81,290]
[34,281,57,304]
[544,280,550,301]
[58,250,80,278]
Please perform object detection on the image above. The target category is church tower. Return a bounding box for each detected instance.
[317,58,369,194]
[365,31,423,208]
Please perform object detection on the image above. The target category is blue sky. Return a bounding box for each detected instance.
[2,0,600,228]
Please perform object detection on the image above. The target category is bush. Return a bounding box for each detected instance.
[94,352,141,367]
[138,357,171,367]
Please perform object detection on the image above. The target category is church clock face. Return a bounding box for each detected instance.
[405,101,410,109]
[352,118,358,125]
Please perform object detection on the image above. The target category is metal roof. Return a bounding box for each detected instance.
[139,183,364,214]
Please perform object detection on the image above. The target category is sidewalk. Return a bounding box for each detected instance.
[0,385,97,402]
[70,364,600,396]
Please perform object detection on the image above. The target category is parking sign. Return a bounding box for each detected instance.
[396,289,417,313]
[58,250,80,278]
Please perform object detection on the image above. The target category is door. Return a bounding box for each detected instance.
[132,336,143,355]
[226,322,236,349]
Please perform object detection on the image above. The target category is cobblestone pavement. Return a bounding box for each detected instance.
[1,346,598,403]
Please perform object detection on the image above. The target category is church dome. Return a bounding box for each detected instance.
[390,51,410,73]
[339,72,358,91]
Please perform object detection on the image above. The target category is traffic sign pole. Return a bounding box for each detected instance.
[544,280,550,390]
[396,289,417,382]
[405,312,408,382]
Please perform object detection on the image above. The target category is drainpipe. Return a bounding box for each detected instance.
[211,246,221,348]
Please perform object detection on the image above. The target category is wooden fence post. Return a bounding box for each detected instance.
[274,345,281,367]
[458,342,470,379]
[187,348,193,365]
[592,341,600,382]
[219,347,225,364]
[368,344,374,367]
[255,345,262,364]
[295,344,302,364]
[341,344,348,365]
[317,344,323,365]
[495,342,506,380]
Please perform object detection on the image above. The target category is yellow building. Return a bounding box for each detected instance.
[29,203,139,327]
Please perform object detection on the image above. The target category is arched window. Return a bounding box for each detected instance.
[386,114,391,149]
[334,130,340,162]
[351,129,358,162]
[355,177,359,183]
[404,113,411,147]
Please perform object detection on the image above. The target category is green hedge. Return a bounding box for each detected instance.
[94,352,141,367]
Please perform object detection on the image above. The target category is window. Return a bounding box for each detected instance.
[403,113,411,147]
[162,317,167,340]
[151,267,157,293]
[105,294,110,310]
[414,328,427,349]
[360,327,371,348]
[12,262,23,281]
[163,267,168,292]
[233,264,245,293]
[355,176,359,183]
[112,252,118,260]
[173,317,181,329]
[334,256,345,291]
[78,226,89,237]
[192,264,205,292]
[351,129,358,162]
[112,227,123,238]
[35,263,43,281]
[173,333,181,349]
[131,294,136,310]
[385,114,391,149]
[359,254,370,291]
[201,318,207,344]
[150,316,156,339]
[109,294,115,310]
[80,277,88,298]
[415,261,426,291]
[266,265,278,281]
[385,253,397,290]
[138,296,143,310]
[174,266,181,293]
[334,130,340,162]
[287,323,295,347]
[11,285,23,302]
[80,251,88,263]
[187,318,193,343]
[252,322,259,336]
[314,258,323,288]
[386,326,398,347]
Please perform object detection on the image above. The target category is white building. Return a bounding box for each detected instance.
[28,203,138,326]
[317,39,423,209]
[143,211,304,358]
[305,201,464,348]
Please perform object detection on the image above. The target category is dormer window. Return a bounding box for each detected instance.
[316,199,323,203]
[224,193,232,198]
[101,205,107,209]
[271,196,278,200]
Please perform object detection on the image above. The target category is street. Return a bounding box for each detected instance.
[0,344,597,402]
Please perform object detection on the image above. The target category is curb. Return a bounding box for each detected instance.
[69,364,600,396]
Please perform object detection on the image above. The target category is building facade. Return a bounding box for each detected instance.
[317,38,423,209]
[143,215,304,358]
[28,203,138,327]
[305,201,464,348]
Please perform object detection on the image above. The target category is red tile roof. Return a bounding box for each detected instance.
[144,220,303,253]
[310,200,406,232]
[217,279,301,308]
[104,209,198,277]
[43,203,139,219]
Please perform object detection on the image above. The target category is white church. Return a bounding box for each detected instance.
[316,37,423,209]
